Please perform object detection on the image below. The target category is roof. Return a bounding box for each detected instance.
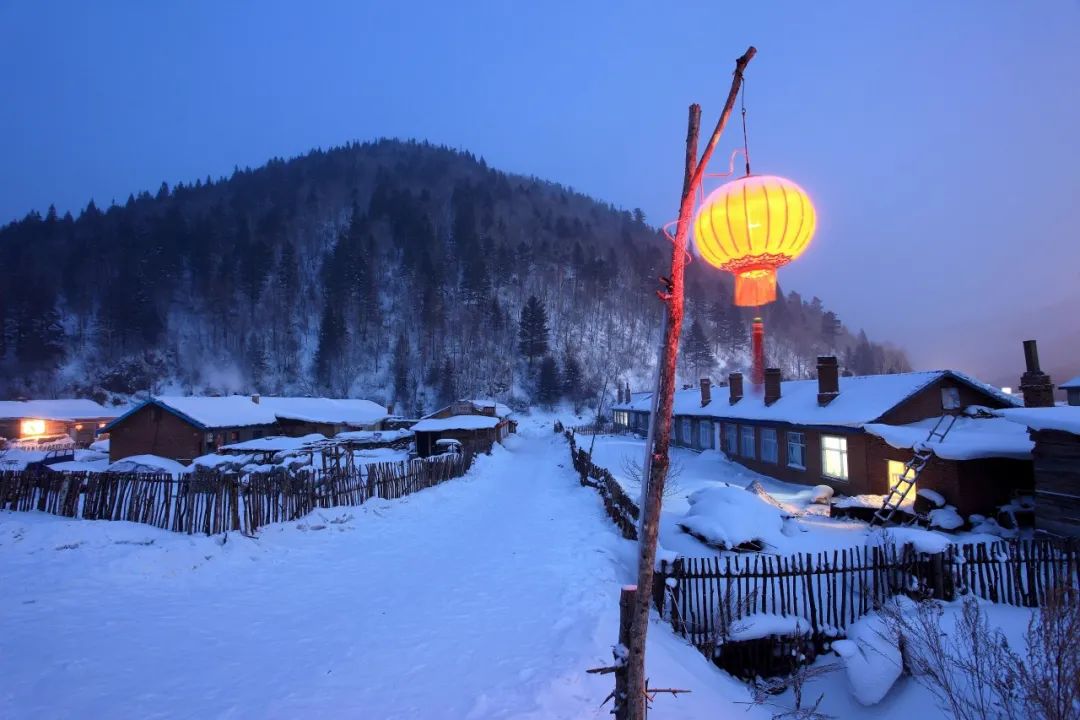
[220,434,326,453]
[0,399,124,421]
[106,454,188,475]
[616,371,1018,428]
[1059,375,1080,390]
[470,399,514,419]
[106,395,389,432]
[996,406,1080,436]
[864,416,1033,460]
[412,415,501,432]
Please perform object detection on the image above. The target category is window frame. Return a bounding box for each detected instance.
[699,420,714,449]
[725,423,738,455]
[821,434,849,481]
[786,431,806,470]
[760,427,778,464]
[740,425,756,459]
[680,417,692,446]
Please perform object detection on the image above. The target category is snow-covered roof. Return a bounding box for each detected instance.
[333,429,413,444]
[1059,375,1080,390]
[864,416,1033,460]
[617,371,1017,428]
[0,399,123,421]
[412,415,501,432]
[996,406,1080,436]
[470,399,513,419]
[106,454,188,475]
[107,395,389,431]
[220,434,326,453]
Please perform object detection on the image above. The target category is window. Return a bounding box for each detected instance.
[740,426,756,458]
[761,428,778,463]
[231,431,240,442]
[725,423,738,455]
[614,410,628,427]
[887,460,916,504]
[699,420,714,449]
[680,418,692,447]
[787,431,806,469]
[821,435,849,480]
[941,387,961,411]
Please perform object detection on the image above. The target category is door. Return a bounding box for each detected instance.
[887,460,916,504]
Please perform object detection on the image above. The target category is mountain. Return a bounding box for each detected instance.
[0,139,908,413]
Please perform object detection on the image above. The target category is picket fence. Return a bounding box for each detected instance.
[564,429,639,539]
[0,451,473,537]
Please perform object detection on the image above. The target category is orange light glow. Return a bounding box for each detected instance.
[20,419,46,437]
[692,175,816,307]
[74,423,84,431]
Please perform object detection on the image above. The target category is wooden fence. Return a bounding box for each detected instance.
[655,538,1080,661]
[0,451,473,536]
[564,429,639,539]
[568,421,634,436]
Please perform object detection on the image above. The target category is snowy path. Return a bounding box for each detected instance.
[0,425,763,719]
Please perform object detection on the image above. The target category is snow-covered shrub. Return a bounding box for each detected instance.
[677,486,786,551]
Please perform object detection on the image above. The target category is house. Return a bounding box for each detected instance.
[412,400,514,457]
[1060,376,1080,407]
[0,399,124,446]
[613,357,1032,517]
[103,395,390,463]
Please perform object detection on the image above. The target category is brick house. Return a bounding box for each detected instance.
[104,395,390,463]
[0,399,123,446]
[613,357,1032,516]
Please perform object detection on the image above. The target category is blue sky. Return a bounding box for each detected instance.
[2,1,1078,383]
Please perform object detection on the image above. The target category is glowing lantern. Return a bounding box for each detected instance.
[692,174,816,307]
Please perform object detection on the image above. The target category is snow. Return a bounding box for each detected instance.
[864,416,1033,460]
[832,609,902,705]
[997,405,1080,435]
[470,399,514,419]
[0,399,123,421]
[411,414,501,432]
[111,396,390,432]
[89,438,109,453]
[929,505,964,530]
[46,459,110,473]
[678,485,787,550]
[728,613,811,641]
[0,416,775,720]
[257,396,389,426]
[619,370,1018,427]
[0,449,53,471]
[220,433,326,452]
[106,454,189,475]
[332,428,413,444]
[917,488,946,507]
[1059,375,1080,389]
[879,526,953,553]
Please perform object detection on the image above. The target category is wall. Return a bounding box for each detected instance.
[883,377,1010,425]
[109,405,204,463]
[415,427,497,457]
[1030,429,1080,537]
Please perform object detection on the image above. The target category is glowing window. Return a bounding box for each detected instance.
[787,432,806,469]
[821,435,849,480]
[20,419,46,437]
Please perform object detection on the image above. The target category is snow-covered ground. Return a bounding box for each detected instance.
[0,417,774,720]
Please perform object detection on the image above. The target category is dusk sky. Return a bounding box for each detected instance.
[2,1,1077,385]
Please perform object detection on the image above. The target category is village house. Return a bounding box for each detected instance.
[613,356,1032,517]
[0,399,124,447]
[103,395,390,463]
[412,400,515,457]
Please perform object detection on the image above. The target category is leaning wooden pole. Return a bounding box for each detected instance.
[623,46,756,720]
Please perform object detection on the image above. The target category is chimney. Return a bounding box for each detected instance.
[764,368,782,406]
[1019,339,1055,408]
[700,378,712,407]
[251,393,260,404]
[817,356,840,406]
[729,373,744,404]
[386,403,394,415]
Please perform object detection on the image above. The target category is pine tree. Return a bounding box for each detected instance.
[562,349,583,403]
[681,319,716,379]
[537,355,561,408]
[518,295,549,364]
[392,332,410,406]
[821,311,840,349]
[437,358,456,406]
[314,299,346,391]
[728,305,748,352]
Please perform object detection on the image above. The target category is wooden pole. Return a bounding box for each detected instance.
[615,585,636,719]
[624,46,756,720]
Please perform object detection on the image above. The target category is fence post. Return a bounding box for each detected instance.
[615,585,636,720]
[653,558,669,618]
[929,551,947,600]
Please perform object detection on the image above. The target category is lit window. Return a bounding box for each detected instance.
[887,460,916,504]
[761,428,778,463]
[787,431,806,470]
[821,435,849,480]
[725,423,738,455]
[74,423,84,431]
[699,420,713,449]
[20,419,46,437]
[740,426,756,458]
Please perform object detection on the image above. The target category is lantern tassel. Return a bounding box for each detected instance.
[734,268,777,307]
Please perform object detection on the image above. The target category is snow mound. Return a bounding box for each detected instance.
[728,613,811,641]
[929,505,964,530]
[106,455,189,476]
[832,606,902,705]
[678,486,786,550]
[916,488,945,507]
[878,526,952,554]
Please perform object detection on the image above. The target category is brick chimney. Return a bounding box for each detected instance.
[251,393,260,404]
[817,356,840,406]
[729,372,744,404]
[700,378,712,407]
[764,368,782,406]
[1019,339,1055,408]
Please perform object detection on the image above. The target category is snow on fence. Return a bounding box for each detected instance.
[653,538,1080,662]
[564,429,639,539]
[568,421,633,436]
[0,451,473,536]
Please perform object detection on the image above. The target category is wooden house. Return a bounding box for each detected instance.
[613,357,1032,517]
[0,399,123,446]
[1060,376,1080,407]
[412,400,514,457]
[104,395,390,463]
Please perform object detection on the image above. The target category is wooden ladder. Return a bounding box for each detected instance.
[872,413,958,526]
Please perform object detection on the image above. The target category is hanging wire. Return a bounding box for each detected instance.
[740,77,751,176]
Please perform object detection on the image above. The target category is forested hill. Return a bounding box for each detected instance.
[0,139,907,413]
